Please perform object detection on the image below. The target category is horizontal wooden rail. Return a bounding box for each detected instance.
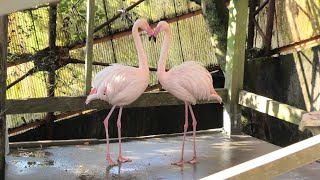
[200,133,320,179]
[70,9,202,50]
[6,88,227,114]
[238,90,306,125]
[271,35,320,55]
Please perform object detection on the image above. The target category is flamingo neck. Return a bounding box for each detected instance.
[132,26,148,71]
[157,27,171,75]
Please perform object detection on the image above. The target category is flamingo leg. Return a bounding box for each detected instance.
[172,102,189,166]
[188,104,197,164]
[104,105,116,166]
[117,106,131,163]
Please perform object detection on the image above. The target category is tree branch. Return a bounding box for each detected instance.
[94,0,146,33]
[7,68,37,90]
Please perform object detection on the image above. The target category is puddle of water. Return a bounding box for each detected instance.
[10,159,55,168]
[9,149,52,158]
[77,173,96,180]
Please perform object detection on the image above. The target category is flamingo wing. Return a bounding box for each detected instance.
[166,61,214,103]
[98,64,149,106]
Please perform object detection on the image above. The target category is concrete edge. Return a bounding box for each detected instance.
[9,128,224,149]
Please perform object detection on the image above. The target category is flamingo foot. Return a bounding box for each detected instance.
[188,157,197,164]
[118,156,131,163]
[107,155,116,166]
[171,159,184,166]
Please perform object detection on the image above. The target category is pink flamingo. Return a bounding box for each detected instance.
[153,21,222,166]
[85,19,153,166]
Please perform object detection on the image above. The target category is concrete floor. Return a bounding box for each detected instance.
[5,130,320,179]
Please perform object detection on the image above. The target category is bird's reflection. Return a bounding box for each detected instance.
[106,162,122,180]
[192,163,197,180]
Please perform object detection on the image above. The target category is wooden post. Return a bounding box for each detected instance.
[46,4,58,139]
[0,15,8,180]
[264,0,275,55]
[247,0,256,49]
[224,0,249,135]
[85,0,95,94]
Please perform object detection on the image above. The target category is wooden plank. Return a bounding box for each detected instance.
[224,0,249,135]
[0,15,8,180]
[84,0,95,94]
[6,89,227,114]
[270,35,320,55]
[239,90,306,125]
[0,0,60,15]
[200,134,320,180]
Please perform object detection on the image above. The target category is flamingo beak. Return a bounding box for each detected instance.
[149,35,156,42]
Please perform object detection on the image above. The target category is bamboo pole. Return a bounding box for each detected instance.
[84,0,95,94]
[224,0,249,135]
[0,15,8,180]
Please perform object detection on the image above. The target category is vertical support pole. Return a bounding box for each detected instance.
[224,0,249,135]
[85,0,95,94]
[0,15,8,180]
[247,0,256,49]
[264,0,275,55]
[46,4,57,139]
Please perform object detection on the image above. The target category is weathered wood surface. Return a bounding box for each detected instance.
[239,90,306,125]
[0,15,8,180]
[201,133,320,180]
[224,0,249,135]
[6,89,227,114]
[0,0,60,15]
[299,111,320,136]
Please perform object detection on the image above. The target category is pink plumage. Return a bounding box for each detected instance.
[85,19,153,166]
[154,21,222,165]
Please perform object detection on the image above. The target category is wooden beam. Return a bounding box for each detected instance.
[5,89,227,114]
[224,0,249,135]
[0,0,60,15]
[238,90,306,125]
[84,0,95,94]
[0,15,8,180]
[200,134,320,179]
[70,10,202,50]
[270,35,320,55]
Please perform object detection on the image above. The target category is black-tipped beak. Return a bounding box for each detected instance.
[149,35,157,42]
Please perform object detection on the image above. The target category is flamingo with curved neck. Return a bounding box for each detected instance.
[154,21,222,166]
[86,19,153,166]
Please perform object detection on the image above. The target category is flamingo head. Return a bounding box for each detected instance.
[134,18,154,41]
[152,21,170,42]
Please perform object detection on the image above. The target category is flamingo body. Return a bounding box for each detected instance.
[85,19,152,166]
[158,61,222,105]
[154,21,222,166]
[86,64,148,106]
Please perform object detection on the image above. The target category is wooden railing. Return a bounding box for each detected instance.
[201,133,320,180]
[239,90,306,125]
[5,88,227,114]
[201,89,320,179]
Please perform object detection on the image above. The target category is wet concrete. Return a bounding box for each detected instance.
[5,130,320,179]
